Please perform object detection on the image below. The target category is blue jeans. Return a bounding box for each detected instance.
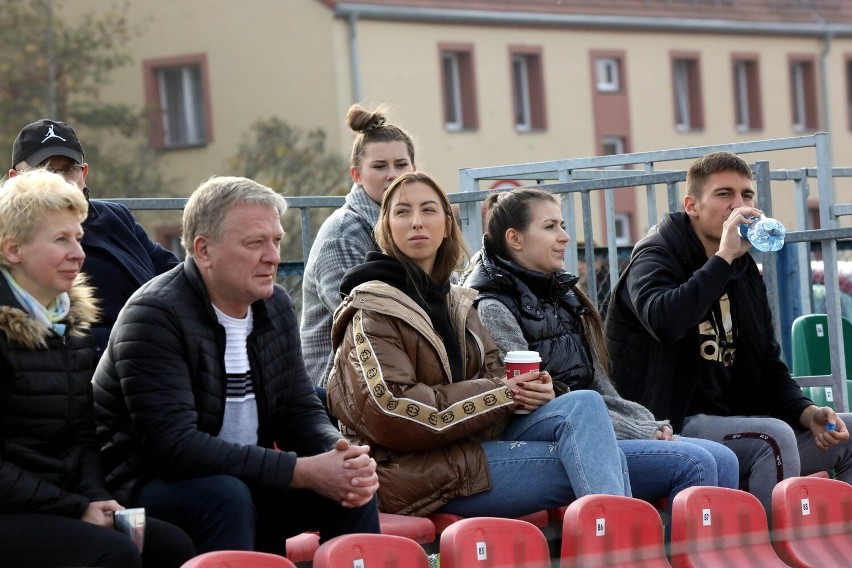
[439,390,630,518]
[133,474,379,553]
[620,436,739,510]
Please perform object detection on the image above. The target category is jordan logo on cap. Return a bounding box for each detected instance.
[41,125,66,144]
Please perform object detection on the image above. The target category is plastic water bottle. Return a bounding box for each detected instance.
[739,214,786,252]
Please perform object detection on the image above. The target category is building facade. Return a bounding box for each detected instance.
[67,0,852,245]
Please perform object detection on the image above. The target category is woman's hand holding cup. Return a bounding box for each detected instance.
[504,351,552,414]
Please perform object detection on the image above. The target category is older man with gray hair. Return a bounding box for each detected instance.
[93,176,379,555]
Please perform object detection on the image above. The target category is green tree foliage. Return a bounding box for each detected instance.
[229,117,351,261]
[0,0,168,198]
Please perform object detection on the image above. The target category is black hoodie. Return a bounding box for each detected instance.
[604,211,812,432]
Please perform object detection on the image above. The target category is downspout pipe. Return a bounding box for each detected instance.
[820,30,832,138]
[348,12,362,103]
[819,29,836,204]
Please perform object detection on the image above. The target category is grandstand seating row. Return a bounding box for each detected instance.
[180,475,851,567]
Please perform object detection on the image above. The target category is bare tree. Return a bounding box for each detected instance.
[0,0,170,199]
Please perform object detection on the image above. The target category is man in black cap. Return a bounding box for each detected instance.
[9,119,179,356]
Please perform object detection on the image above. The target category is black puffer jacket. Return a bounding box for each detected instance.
[93,258,342,502]
[0,275,110,518]
[465,239,595,391]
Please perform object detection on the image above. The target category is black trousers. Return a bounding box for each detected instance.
[134,474,380,554]
[0,513,195,568]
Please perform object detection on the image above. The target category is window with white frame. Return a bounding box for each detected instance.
[600,136,626,170]
[673,60,691,131]
[792,62,806,130]
[734,61,752,130]
[440,48,478,131]
[732,58,763,130]
[512,54,532,131]
[613,213,631,246]
[144,55,211,150]
[157,64,207,147]
[510,51,545,131]
[442,53,463,130]
[601,136,625,156]
[790,60,817,131]
[672,57,703,131]
[596,57,620,92]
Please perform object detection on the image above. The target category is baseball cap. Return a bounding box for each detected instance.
[11,119,85,168]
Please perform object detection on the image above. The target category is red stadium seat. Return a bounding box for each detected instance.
[549,497,668,524]
[181,550,296,567]
[771,475,852,568]
[286,513,435,563]
[548,506,569,523]
[285,532,320,564]
[313,533,430,568]
[671,486,788,568]
[560,494,671,567]
[379,512,436,544]
[429,509,549,534]
[439,516,550,568]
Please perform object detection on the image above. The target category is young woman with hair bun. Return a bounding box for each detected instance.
[301,104,416,388]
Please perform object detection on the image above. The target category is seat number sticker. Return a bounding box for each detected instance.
[703,508,712,526]
[596,517,606,536]
[477,541,487,560]
[801,498,811,516]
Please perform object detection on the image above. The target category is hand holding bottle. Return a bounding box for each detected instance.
[739,214,786,252]
[718,206,762,263]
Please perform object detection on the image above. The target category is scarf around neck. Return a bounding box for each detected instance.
[1,267,71,336]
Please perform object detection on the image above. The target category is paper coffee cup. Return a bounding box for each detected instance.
[505,350,541,378]
[505,351,541,415]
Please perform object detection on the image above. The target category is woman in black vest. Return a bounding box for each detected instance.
[465,187,739,509]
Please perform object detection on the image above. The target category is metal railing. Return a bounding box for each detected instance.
[112,134,850,411]
[456,133,850,412]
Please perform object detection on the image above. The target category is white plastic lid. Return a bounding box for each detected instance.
[504,350,541,363]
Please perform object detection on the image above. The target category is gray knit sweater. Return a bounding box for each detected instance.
[477,298,670,440]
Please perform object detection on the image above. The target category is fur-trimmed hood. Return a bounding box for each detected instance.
[0,275,99,350]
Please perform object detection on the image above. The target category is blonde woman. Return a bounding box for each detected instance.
[0,171,193,567]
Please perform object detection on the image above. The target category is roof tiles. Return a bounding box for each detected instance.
[323,0,852,26]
